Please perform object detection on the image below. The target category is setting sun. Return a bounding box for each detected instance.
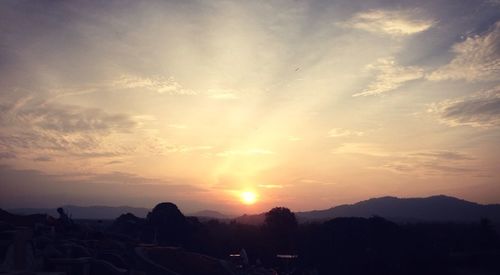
[240,191,258,205]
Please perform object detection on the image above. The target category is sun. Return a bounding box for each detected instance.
[240,191,258,205]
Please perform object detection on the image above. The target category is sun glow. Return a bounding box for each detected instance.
[240,191,258,205]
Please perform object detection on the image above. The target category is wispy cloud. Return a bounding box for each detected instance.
[379,150,476,176]
[353,58,424,97]
[138,135,212,155]
[333,143,389,157]
[428,21,500,82]
[328,128,364,138]
[341,9,434,36]
[0,100,140,160]
[258,184,283,189]
[410,150,474,160]
[332,143,477,176]
[167,124,188,129]
[428,86,500,128]
[0,165,206,208]
[17,104,137,133]
[33,156,52,162]
[382,161,475,175]
[113,75,196,95]
[0,152,16,159]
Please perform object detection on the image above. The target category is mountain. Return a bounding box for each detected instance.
[9,205,150,219]
[296,195,500,223]
[233,213,266,225]
[233,195,500,225]
[8,195,500,222]
[189,210,232,219]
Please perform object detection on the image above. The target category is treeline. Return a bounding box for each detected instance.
[110,203,500,275]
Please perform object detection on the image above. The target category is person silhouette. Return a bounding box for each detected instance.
[56,207,73,229]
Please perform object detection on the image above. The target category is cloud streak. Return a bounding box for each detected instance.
[429,86,500,128]
[0,100,142,161]
[428,21,500,82]
[0,165,207,209]
[328,128,364,138]
[341,9,434,36]
[19,104,137,133]
[353,58,424,97]
[113,75,196,95]
[380,150,477,176]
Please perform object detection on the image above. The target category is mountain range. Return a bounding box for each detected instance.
[7,195,500,223]
[234,195,500,225]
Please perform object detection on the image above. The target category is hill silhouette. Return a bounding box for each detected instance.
[8,195,500,222]
[188,210,232,220]
[234,195,500,225]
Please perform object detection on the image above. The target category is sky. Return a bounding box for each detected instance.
[0,0,499,214]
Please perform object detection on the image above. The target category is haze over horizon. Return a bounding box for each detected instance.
[1,0,499,214]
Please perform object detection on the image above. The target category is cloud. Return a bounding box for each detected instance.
[0,101,141,159]
[333,143,389,157]
[353,58,424,97]
[328,128,364,137]
[410,150,473,160]
[258,184,283,189]
[332,143,476,176]
[0,152,16,159]
[297,179,335,186]
[33,156,52,162]
[380,150,476,176]
[106,160,123,165]
[341,9,434,36]
[0,165,206,208]
[428,21,500,82]
[139,135,212,155]
[0,130,131,161]
[176,146,213,153]
[382,161,474,175]
[18,104,137,133]
[429,86,500,128]
[113,75,196,95]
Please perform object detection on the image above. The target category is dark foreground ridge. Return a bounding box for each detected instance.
[1,198,500,275]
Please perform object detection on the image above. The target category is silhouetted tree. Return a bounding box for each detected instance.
[262,207,298,256]
[110,213,147,240]
[264,207,298,232]
[147,202,188,246]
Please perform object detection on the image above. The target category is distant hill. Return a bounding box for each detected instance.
[234,195,500,225]
[296,195,500,223]
[233,213,266,225]
[188,210,232,219]
[9,205,150,219]
[8,195,500,223]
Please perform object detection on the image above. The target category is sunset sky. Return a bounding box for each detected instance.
[1,0,499,214]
